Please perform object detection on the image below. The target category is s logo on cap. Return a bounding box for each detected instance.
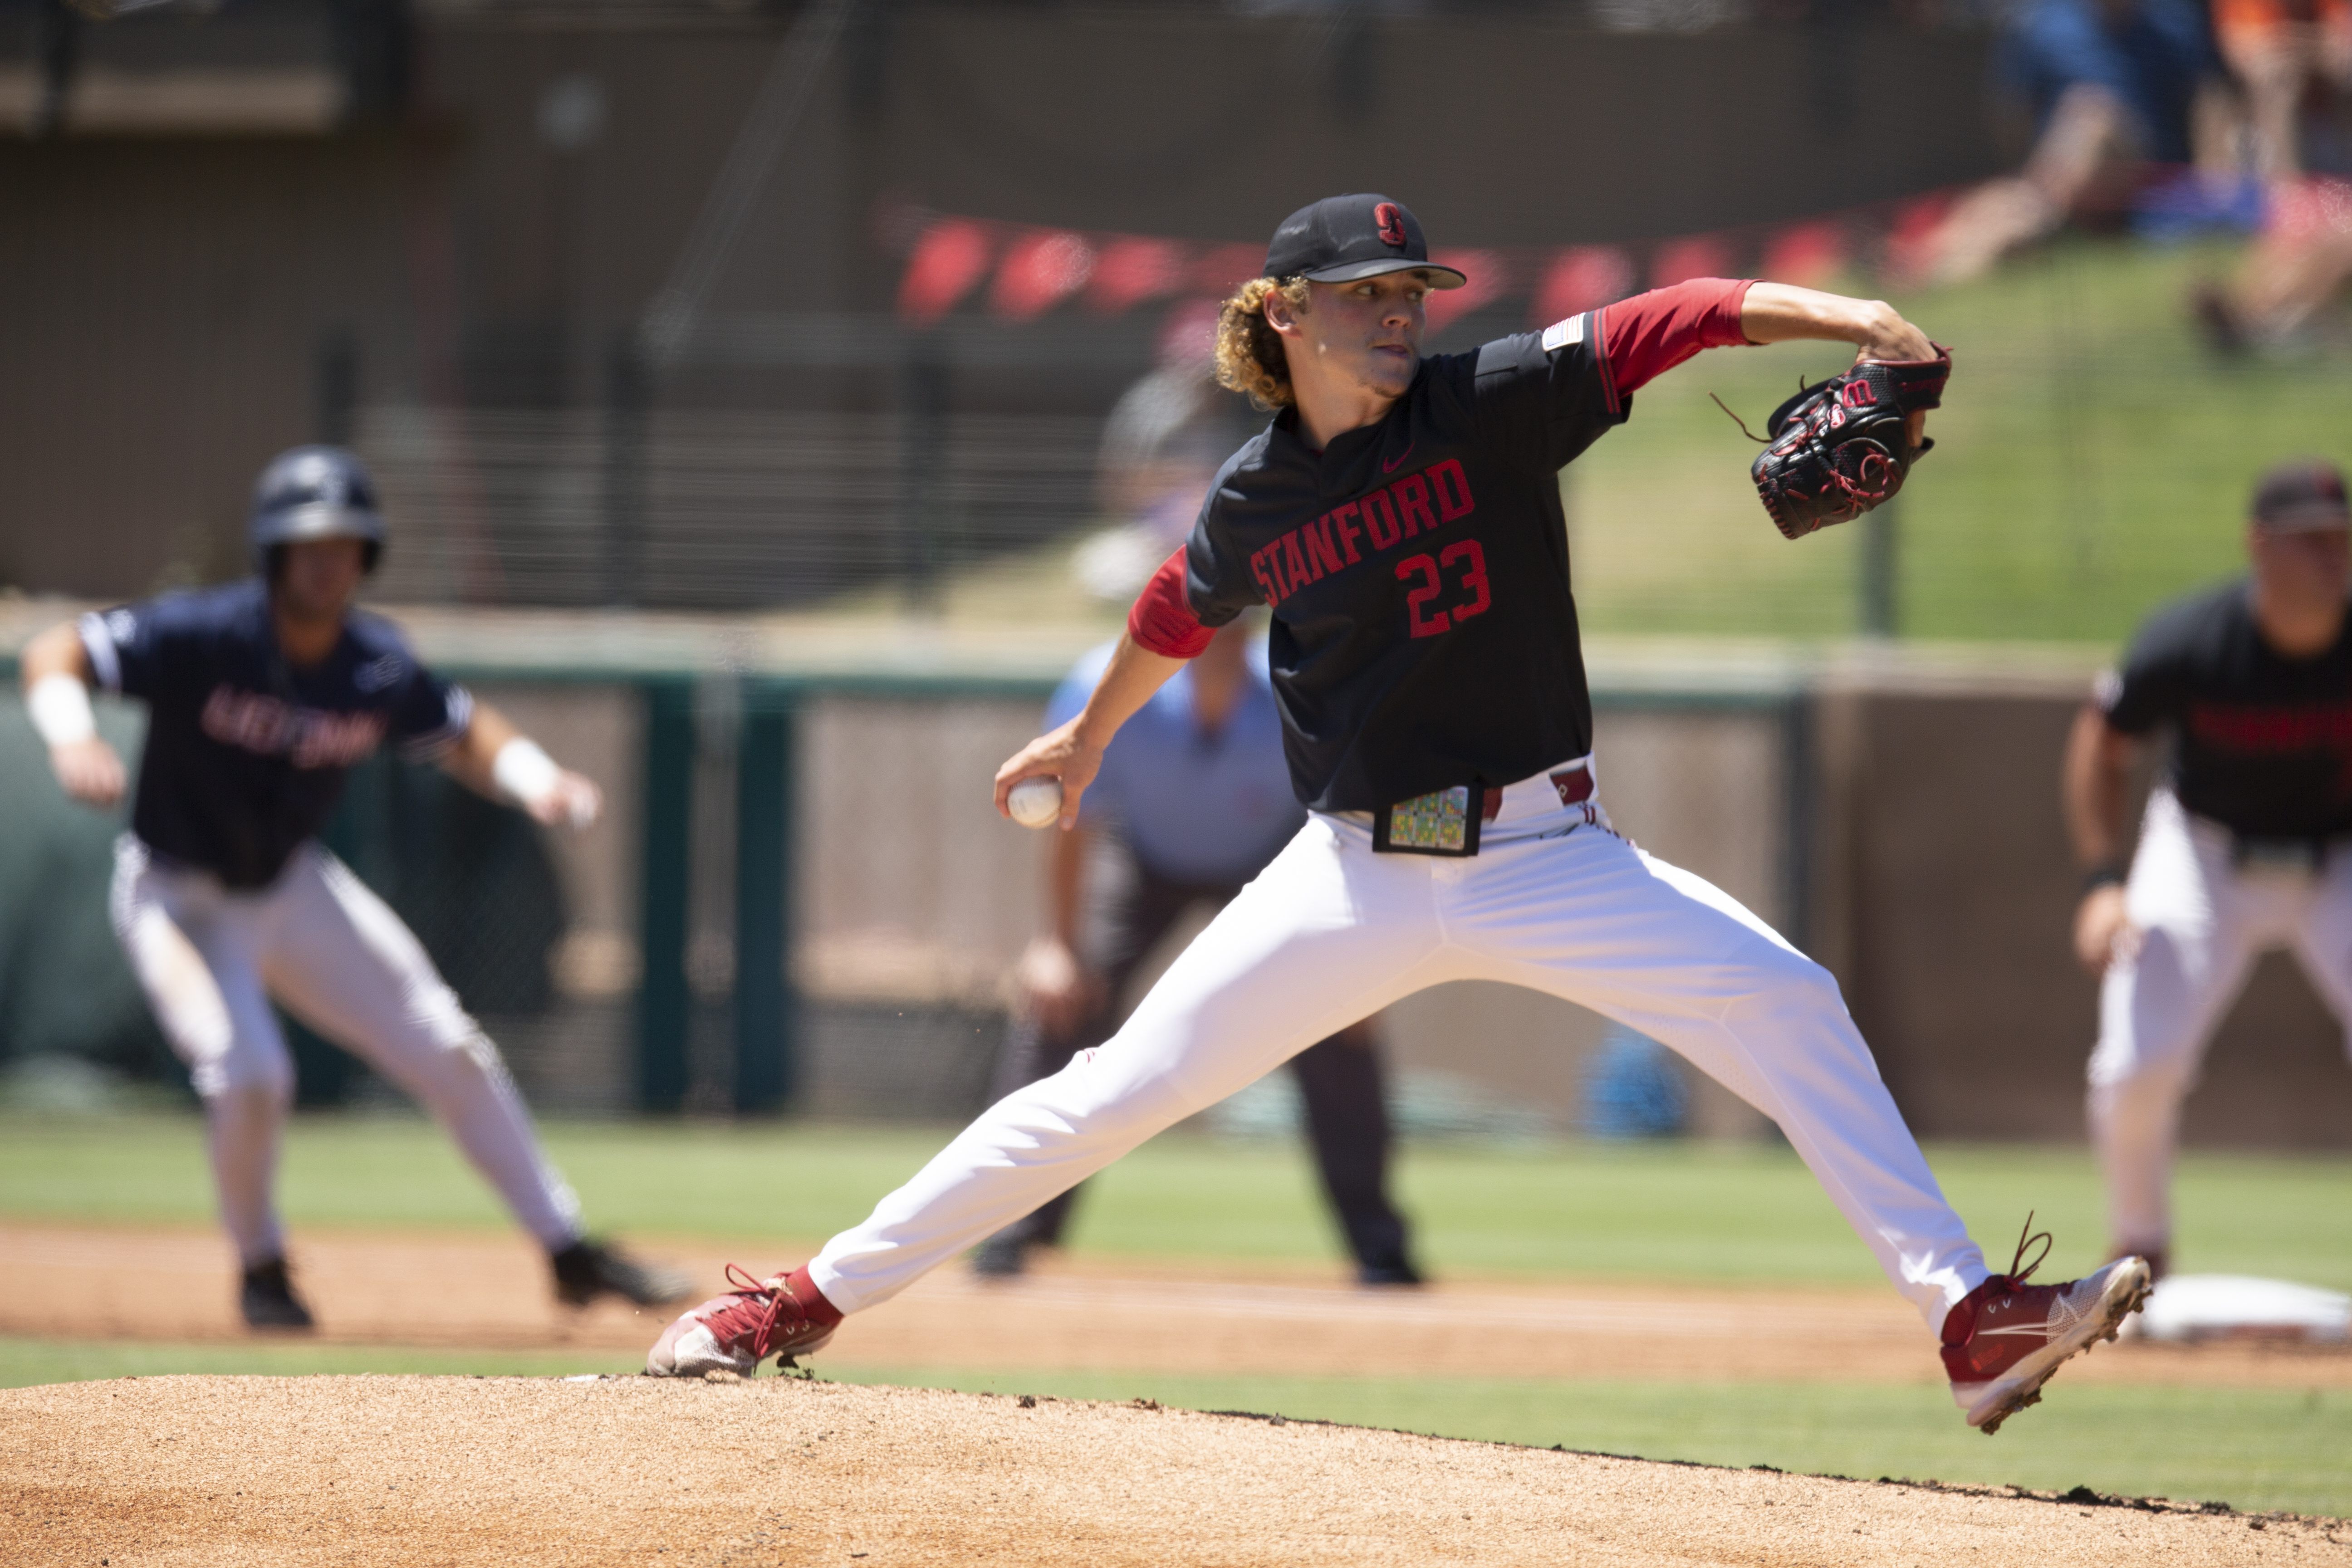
[1375,203,1407,248]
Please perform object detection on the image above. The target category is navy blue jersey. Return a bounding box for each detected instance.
[2099,579,2352,839]
[80,579,473,888]
[1180,314,1624,812]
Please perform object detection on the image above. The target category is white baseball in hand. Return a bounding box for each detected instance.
[1007,776,1063,829]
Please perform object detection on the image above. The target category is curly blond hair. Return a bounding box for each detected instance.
[1215,276,1313,411]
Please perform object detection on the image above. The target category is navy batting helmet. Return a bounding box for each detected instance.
[248,446,387,574]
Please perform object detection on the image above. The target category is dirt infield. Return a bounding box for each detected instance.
[9,1222,2350,1564]
[7,1222,2349,1391]
[5,1372,2345,1567]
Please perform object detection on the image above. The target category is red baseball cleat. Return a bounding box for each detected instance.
[644,1264,839,1378]
[1942,1216,2153,1434]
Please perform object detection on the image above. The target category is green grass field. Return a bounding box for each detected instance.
[3,1112,2344,1289]
[1568,239,2352,645]
[4,1112,2347,1515]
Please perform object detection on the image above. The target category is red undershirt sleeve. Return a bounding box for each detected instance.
[1127,547,1216,659]
[1599,278,1756,397]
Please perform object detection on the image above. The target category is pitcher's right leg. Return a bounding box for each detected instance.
[1452,821,1990,1331]
[811,819,1454,1312]
[648,820,1458,1376]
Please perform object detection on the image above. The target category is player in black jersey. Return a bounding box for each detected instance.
[649,195,2149,1433]
[2067,459,2352,1280]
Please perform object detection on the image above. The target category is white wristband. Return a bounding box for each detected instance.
[28,673,97,747]
[491,737,561,808]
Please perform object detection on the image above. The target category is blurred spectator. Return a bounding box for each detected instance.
[1898,0,2222,285]
[1069,302,1258,602]
[2195,176,2352,347]
[2194,0,2352,349]
[2215,0,2352,179]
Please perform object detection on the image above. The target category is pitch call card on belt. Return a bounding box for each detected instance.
[1373,785,1481,857]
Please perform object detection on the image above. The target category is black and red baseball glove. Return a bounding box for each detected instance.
[1738,346,1951,540]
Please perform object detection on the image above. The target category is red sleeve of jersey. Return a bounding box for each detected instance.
[1127,547,1216,659]
[1598,278,1755,397]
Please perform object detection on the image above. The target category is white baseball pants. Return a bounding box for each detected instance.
[812,768,1990,1333]
[2090,789,2352,1255]
[109,834,583,1268]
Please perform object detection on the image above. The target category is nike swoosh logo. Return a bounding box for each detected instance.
[1381,442,1416,474]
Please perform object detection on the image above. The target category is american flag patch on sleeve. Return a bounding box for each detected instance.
[1540,314,1587,353]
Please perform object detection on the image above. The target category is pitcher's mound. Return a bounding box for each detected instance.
[1,1373,2334,1566]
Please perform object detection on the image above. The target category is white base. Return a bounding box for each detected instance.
[2125,1274,2351,1343]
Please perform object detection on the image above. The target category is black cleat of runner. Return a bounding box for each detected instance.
[240,1257,315,1331]
[551,1239,694,1308]
[970,1236,1029,1278]
[1357,1260,1425,1288]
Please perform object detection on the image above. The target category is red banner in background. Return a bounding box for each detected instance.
[1534,247,1634,326]
[1649,234,1733,290]
[1424,250,1507,333]
[1086,236,1186,315]
[990,230,1095,319]
[897,219,995,326]
[1760,221,1850,289]
[892,188,1970,333]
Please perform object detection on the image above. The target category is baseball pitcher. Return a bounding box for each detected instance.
[648,196,2150,1435]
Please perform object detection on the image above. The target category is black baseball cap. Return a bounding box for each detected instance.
[1264,194,1467,289]
[2252,459,2351,531]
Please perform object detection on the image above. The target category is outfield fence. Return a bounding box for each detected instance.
[5,624,2350,1149]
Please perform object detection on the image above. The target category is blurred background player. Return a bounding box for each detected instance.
[16,445,691,1330]
[2066,458,2352,1283]
[975,612,1421,1285]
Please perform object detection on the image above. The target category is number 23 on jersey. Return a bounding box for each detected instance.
[1396,539,1491,638]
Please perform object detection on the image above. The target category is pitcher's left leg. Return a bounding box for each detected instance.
[1452,824,1983,1327]
[1453,821,2149,1430]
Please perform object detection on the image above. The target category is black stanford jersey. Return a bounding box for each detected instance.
[2099,579,2352,840]
[1178,314,1625,812]
[80,579,473,888]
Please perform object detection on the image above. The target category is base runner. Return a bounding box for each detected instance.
[649,195,2151,1432]
[2068,459,2352,1281]
[20,446,691,1329]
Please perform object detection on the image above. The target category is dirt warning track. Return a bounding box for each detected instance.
[4,1373,2344,1567]
[6,1222,2349,1392]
